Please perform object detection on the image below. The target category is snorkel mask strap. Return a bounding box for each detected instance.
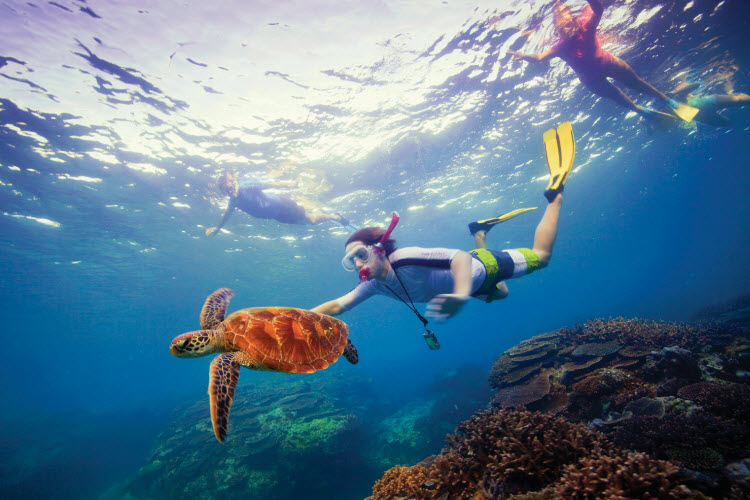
[359,211,400,282]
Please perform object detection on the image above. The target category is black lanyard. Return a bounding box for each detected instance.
[383,266,440,350]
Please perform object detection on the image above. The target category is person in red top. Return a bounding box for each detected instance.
[509,0,695,127]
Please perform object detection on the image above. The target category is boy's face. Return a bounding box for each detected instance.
[344,241,388,281]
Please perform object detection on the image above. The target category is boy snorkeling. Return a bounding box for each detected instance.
[205,171,353,236]
[508,0,697,128]
[312,121,575,326]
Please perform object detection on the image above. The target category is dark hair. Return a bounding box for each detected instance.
[346,227,397,256]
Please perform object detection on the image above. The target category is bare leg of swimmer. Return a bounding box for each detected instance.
[294,197,343,224]
[584,76,673,126]
[583,76,643,113]
[532,193,562,268]
[710,93,750,107]
[607,57,669,101]
[473,230,488,250]
[305,212,342,224]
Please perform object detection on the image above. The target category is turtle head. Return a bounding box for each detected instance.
[170,330,222,358]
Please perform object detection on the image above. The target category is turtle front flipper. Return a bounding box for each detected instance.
[208,352,241,443]
[343,339,359,365]
[200,288,234,330]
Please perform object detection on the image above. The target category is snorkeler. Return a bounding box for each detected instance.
[684,93,750,128]
[311,121,575,338]
[205,171,352,236]
[507,0,697,127]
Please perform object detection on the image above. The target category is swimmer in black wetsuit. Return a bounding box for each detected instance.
[205,171,347,236]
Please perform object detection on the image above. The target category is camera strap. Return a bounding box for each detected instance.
[383,267,440,350]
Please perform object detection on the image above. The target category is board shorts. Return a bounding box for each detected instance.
[469,248,541,297]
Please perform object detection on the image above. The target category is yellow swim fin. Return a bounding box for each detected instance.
[543,121,575,202]
[671,101,700,122]
[469,207,538,235]
[644,109,679,130]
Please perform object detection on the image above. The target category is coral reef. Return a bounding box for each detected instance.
[114,363,492,500]
[484,317,750,498]
[366,364,494,470]
[691,292,750,326]
[114,375,367,499]
[369,408,694,499]
[677,381,750,425]
[372,316,749,499]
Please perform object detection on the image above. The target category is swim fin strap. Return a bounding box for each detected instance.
[544,120,575,192]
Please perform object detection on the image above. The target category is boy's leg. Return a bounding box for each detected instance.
[473,230,488,249]
[487,281,509,301]
[532,193,562,268]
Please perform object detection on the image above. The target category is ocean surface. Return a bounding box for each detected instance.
[1,0,749,498]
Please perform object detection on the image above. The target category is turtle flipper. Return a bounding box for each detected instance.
[200,288,234,330]
[208,352,241,443]
[343,339,359,365]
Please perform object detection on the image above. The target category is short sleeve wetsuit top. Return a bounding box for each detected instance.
[231,184,307,224]
[551,5,614,85]
[335,246,541,311]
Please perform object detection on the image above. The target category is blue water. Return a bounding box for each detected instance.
[1,0,749,498]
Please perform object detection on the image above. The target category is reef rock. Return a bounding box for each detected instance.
[115,375,365,500]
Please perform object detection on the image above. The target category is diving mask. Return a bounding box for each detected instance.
[341,244,375,272]
[343,211,401,282]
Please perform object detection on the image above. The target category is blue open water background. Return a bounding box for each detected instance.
[1,0,749,498]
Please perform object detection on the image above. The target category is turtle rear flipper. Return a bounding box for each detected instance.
[209,352,241,443]
[343,339,359,365]
[200,288,234,329]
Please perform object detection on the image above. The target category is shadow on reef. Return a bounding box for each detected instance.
[370,316,750,499]
[112,364,491,500]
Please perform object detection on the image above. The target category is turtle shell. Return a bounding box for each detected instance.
[222,307,349,373]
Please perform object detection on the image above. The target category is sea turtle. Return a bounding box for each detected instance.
[170,288,358,442]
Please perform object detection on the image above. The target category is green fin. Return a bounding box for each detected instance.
[672,102,700,122]
[543,121,575,201]
[469,207,537,235]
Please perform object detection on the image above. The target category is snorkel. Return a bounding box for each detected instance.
[359,211,399,282]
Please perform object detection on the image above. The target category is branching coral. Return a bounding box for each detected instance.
[370,408,693,499]
[554,451,686,499]
[371,465,433,499]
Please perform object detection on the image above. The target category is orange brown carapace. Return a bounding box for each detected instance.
[221,306,348,373]
[170,288,358,443]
